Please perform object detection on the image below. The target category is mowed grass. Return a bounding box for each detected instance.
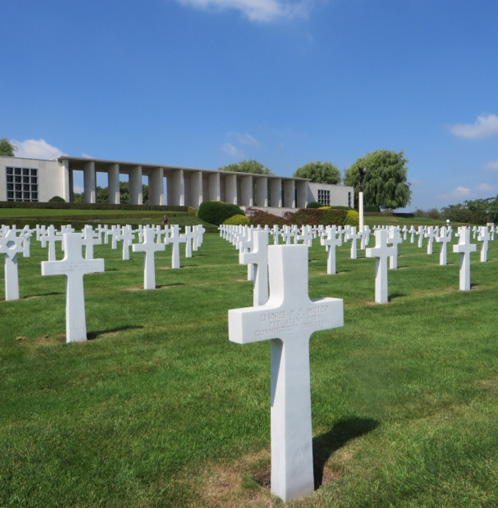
[2,230,498,507]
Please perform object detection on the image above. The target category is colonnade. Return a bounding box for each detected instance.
[60,158,309,209]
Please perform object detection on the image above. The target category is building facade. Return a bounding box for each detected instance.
[0,155,354,209]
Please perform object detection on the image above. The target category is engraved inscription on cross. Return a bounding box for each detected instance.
[41,233,105,343]
[229,245,344,503]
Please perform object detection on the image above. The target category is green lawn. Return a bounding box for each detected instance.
[1,229,498,507]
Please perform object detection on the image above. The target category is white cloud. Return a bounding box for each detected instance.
[484,160,498,171]
[440,183,497,202]
[475,183,496,193]
[221,142,244,158]
[12,139,65,159]
[81,152,93,159]
[448,113,498,139]
[227,132,259,146]
[175,0,311,22]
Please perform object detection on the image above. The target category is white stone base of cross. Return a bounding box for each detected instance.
[229,245,344,503]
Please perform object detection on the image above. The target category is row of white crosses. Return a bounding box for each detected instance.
[1,223,205,342]
[222,223,493,306]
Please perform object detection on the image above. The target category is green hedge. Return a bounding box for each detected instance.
[198,201,245,225]
[0,201,188,212]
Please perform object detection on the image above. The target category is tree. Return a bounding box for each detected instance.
[0,138,16,156]
[218,159,272,175]
[344,150,411,210]
[293,161,341,184]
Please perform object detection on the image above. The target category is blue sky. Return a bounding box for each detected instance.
[2,0,498,211]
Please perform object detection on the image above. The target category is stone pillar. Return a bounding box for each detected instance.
[190,171,203,208]
[168,169,185,206]
[283,180,295,208]
[59,159,71,202]
[296,181,307,208]
[108,163,120,204]
[83,161,96,204]
[129,165,143,205]
[255,177,268,207]
[241,175,253,207]
[270,178,282,208]
[209,172,221,202]
[68,167,74,203]
[149,167,164,205]
[225,173,238,205]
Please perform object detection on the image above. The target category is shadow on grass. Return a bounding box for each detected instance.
[388,292,406,301]
[87,325,144,340]
[313,417,379,489]
[157,282,185,289]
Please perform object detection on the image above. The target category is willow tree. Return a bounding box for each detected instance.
[344,150,411,210]
[293,161,341,184]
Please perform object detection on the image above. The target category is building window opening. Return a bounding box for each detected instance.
[6,167,38,202]
[317,189,330,206]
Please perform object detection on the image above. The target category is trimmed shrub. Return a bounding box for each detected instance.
[306,201,322,208]
[198,201,245,225]
[48,195,66,203]
[344,209,360,227]
[223,214,250,226]
[246,208,290,227]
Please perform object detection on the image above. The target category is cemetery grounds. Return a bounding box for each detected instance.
[2,215,498,507]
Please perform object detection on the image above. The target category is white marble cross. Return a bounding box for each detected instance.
[166,225,186,269]
[320,225,342,275]
[81,225,102,260]
[229,245,344,503]
[424,226,436,255]
[347,226,362,260]
[297,225,313,247]
[132,227,166,289]
[117,225,135,261]
[41,233,105,343]
[0,229,25,300]
[239,230,269,306]
[182,226,196,258]
[20,226,33,258]
[387,226,402,269]
[477,226,490,262]
[452,227,476,291]
[436,226,451,266]
[41,225,63,261]
[409,225,416,243]
[365,229,396,304]
[271,225,280,245]
[416,226,425,249]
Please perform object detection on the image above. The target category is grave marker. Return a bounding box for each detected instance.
[239,230,269,306]
[365,229,396,304]
[0,229,25,300]
[452,227,476,291]
[41,233,105,342]
[132,227,166,289]
[229,245,344,502]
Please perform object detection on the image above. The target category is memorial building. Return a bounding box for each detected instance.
[0,155,354,210]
